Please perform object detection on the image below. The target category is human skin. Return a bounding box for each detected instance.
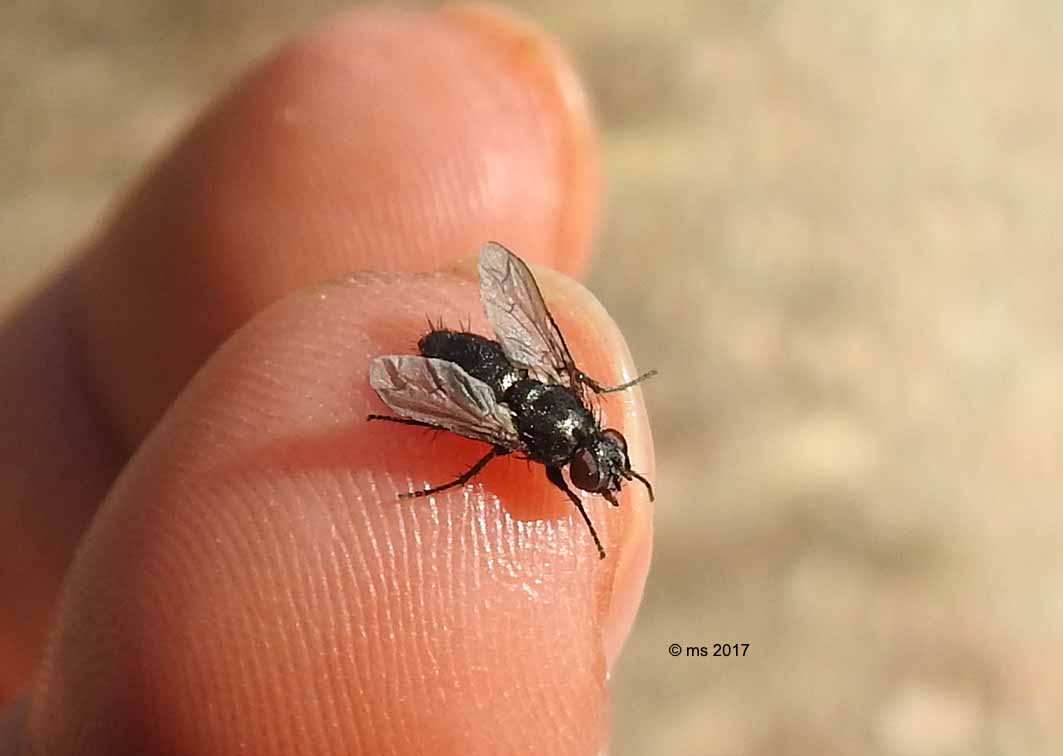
[0,5,654,754]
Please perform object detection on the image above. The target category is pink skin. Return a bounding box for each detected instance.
[0,5,653,754]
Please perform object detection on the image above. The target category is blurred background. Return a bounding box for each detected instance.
[5,1,1063,754]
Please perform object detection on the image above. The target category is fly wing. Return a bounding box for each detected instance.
[369,355,520,449]
[478,241,578,390]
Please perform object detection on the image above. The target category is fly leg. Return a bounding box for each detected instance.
[402,447,507,500]
[624,469,655,501]
[368,415,509,499]
[546,466,606,560]
[574,368,658,394]
[367,414,448,431]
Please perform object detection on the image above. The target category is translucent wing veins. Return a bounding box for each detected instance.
[369,355,519,448]
[478,241,580,392]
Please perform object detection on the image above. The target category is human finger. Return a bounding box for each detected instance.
[24,268,653,755]
[0,2,600,699]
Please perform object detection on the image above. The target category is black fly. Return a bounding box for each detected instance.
[367,242,655,559]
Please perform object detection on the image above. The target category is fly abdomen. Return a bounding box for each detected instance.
[418,330,523,398]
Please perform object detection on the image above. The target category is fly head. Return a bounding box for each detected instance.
[569,428,654,504]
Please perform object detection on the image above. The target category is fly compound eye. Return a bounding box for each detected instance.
[570,447,603,492]
[600,428,628,455]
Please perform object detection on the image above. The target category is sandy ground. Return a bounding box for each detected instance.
[5,2,1063,754]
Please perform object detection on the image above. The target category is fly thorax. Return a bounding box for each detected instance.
[506,381,596,466]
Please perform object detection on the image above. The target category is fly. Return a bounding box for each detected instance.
[367,241,655,559]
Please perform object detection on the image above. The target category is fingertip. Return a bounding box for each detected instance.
[441,2,600,277]
[33,271,650,754]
